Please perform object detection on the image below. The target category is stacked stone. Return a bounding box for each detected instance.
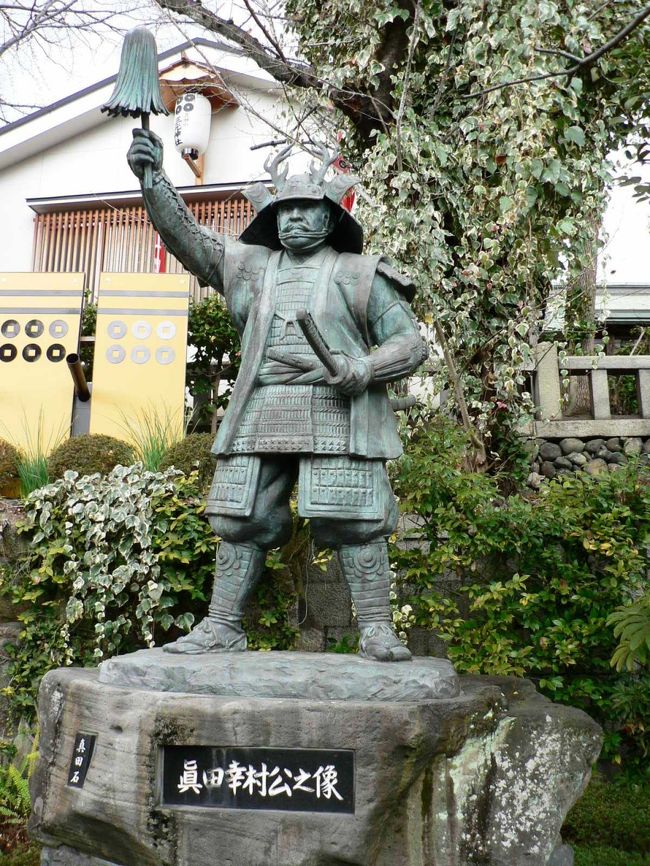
[528,436,650,488]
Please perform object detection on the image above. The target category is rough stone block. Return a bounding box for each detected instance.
[559,438,584,455]
[584,439,605,455]
[624,437,643,456]
[304,580,352,628]
[0,499,26,565]
[41,846,117,866]
[539,442,562,461]
[540,461,557,479]
[548,842,574,865]
[30,660,602,866]
[407,627,449,659]
[585,458,607,476]
[294,626,326,653]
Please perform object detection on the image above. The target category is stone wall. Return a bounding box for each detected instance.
[528,435,650,488]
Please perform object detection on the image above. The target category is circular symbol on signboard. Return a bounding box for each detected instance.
[46,344,66,363]
[156,321,176,340]
[23,343,42,362]
[156,347,176,366]
[1,319,20,338]
[132,321,152,340]
[106,345,126,365]
[25,319,44,338]
[49,319,69,338]
[107,320,127,340]
[131,346,151,365]
[0,344,17,362]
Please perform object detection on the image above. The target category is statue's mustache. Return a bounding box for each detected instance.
[278,227,329,239]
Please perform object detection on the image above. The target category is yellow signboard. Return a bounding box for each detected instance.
[0,272,84,453]
[90,273,190,445]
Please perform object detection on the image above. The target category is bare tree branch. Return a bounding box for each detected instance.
[154,0,397,138]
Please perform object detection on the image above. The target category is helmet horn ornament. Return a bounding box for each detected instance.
[263,144,292,193]
[309,143,339,186]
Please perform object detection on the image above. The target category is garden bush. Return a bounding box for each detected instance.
[2,465,214,716]
[0,440,21,489]
[390,418,650,764]
[47,434,135,480]
[159,433,215,490]
[1,464,299,718]
[565,772,650,865]
[187,295,240,428]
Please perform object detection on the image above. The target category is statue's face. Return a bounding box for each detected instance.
[277,199,333,252]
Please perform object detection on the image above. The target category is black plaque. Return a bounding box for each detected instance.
[67,733,96,788]
[161,746,354,813]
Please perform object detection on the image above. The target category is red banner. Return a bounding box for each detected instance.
[153,233,167,274]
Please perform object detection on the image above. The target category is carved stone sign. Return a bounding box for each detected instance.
[160,746,355,813]
[66,733,96,788]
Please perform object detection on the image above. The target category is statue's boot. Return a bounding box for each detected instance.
[163,541,265,654]
[338,540,412,662]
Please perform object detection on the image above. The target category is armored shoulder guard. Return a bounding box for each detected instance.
[376,259,415,303]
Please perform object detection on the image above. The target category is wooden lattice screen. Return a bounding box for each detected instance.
[32,197,254,301]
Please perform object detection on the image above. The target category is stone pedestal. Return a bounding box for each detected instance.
[30,651,601,866]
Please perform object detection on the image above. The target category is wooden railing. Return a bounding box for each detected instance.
[32,197,253,301]
[529,342,650,437]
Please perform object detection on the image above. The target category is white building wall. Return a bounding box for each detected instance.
[0,70,302,272]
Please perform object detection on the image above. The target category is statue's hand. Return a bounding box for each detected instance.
[127,128,163,181]
[324,354,372,397]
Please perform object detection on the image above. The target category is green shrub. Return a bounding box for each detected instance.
[159,433,216,490]
[574,848,650,866]
[390,418,650,764]
[564,774,650,854]
[0,720,38,827]
[608,590,650,671]
[187,295,240,428]
[0,846,41,866]
[47,434,135,480]
[2,464,299,718]
[0,440,21,488]
[3,465,214,716]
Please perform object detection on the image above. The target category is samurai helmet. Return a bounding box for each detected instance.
[239,143,363,254]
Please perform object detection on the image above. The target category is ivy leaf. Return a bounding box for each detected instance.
[565,126,586,147]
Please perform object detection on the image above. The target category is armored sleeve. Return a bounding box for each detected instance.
[365,269,428,383]
[142,169,226,292]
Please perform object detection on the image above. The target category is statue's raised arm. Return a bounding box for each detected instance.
[127,129,226,292]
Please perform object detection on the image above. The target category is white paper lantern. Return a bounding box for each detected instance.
[173,92,211,157]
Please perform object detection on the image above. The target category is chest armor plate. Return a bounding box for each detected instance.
[229,254,351,455]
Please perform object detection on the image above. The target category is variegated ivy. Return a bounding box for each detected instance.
[22,463,196,660]
[277,1,650,467]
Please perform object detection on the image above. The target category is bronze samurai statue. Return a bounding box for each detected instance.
[128,132,427,661]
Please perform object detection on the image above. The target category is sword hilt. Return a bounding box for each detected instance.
[296,310,338,376]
